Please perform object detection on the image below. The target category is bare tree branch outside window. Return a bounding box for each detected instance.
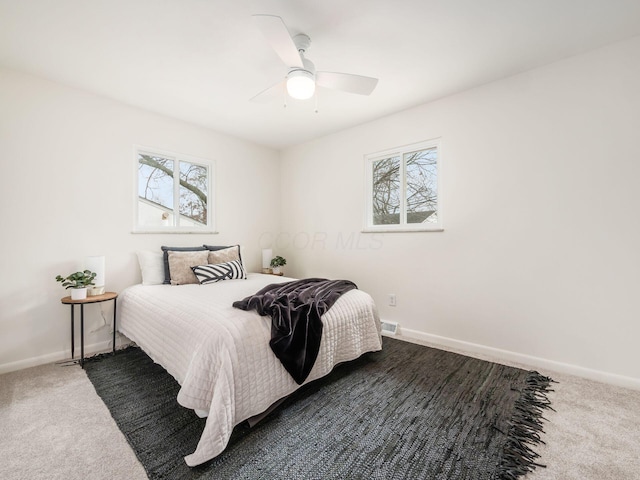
[405,148,437,224]
[372,156,400,225]
[372,147,437,226]
[138,154,208,226]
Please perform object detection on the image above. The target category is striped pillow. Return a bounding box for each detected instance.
[191,260,247,284]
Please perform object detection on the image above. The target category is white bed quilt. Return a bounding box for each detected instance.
[118,273,382,466]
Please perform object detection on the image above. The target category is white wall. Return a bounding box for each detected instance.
[3,36,640,386]
[0,69,280,372]
[279,36,640,386]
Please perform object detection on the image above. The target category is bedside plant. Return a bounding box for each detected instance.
[56,270,97,300]
[270,256,287,275]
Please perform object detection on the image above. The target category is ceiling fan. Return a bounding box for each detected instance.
[250,14,378,103]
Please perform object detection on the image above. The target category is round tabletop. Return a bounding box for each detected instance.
[60,291,118,304]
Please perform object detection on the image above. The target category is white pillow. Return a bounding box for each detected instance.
[136,251,165,285]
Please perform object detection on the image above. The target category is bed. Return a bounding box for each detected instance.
[118,273,382,466]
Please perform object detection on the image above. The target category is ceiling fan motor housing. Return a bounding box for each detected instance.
[288,34,315,80]
[293,33,311,53]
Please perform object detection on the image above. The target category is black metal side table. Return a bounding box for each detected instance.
[61,292,118,368]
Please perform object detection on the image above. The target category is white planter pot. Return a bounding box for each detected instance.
[272,267,281,275]
[71,287,88,300]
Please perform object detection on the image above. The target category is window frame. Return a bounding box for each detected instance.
[133,145,216,234]
[363,138,443,233]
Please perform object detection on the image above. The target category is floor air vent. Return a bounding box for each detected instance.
[380,321,398,336]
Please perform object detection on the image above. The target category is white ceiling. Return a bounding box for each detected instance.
[2,0,640,149]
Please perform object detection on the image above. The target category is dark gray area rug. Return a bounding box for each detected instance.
[84,337,554,480]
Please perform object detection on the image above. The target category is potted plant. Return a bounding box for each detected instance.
[270,256,287,275]
[56,270,97,300]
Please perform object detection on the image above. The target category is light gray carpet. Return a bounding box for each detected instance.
[519,373,640,479]
[1,338,639,479]
[0,360,147,480]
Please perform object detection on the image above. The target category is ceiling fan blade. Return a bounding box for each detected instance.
[252,14,303,68]
[250,80,285,103]
[316,72,379,95]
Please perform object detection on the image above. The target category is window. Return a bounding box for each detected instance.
[134,147,215,233]
[364,139,442,232]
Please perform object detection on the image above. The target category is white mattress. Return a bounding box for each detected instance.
[118,273,382,466]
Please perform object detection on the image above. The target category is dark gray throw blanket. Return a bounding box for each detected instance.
[233,278,357,384]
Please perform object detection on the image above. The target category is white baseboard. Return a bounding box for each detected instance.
[0,337,128,375]
[6,324,639,392]
[398,326,640,391]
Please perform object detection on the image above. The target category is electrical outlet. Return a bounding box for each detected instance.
[388,294,396,306]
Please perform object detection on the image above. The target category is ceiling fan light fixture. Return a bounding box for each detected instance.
[250,15,378,104]
[286,69,315,100]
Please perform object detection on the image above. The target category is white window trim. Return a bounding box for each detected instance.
[363,138,443,233]
[133,145,217,234]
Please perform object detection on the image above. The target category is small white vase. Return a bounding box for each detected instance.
[272,267,281,275]
[88,286,105,296]
[71,287,88,300]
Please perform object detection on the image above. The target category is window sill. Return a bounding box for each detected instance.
[361,227,444,233]
[131,230,219,234]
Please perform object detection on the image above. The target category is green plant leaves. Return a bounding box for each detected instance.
[55,270,97,289]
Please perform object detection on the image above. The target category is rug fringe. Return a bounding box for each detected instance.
[83,345,138,364]
[497,371,555,480]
